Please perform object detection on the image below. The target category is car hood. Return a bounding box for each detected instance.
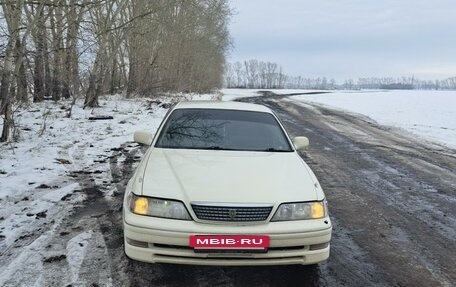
[140,148,321,205]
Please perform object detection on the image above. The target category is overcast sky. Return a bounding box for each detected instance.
[228,0,456,81]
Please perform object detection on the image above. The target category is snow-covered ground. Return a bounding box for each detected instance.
[288,90,456,149]
[0,96,164,199]
[221,88,326,101]
[0,93,216,286]
[221,88,265,101]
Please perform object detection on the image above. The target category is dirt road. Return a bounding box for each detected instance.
[1,92,455,286]
[240,92,456,286]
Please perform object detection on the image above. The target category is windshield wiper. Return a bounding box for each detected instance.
[204,146,239,151]
[206,146,224,150]
[262,148,292,152]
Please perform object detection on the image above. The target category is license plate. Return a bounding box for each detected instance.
[189,235,270,250]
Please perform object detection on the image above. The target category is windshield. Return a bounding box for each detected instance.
[155,108,293,152]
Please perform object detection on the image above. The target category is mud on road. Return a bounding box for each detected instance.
[1,92,455,286]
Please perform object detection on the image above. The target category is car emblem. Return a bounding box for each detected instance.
[229,209,237,219]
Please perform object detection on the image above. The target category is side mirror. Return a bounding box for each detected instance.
[292,136,309,150]
[134,131,154,146]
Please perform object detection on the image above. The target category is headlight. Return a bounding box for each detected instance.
[271,200,327,221]
[128,193,191,220]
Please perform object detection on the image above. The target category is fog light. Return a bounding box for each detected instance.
[309,242,329,250]
[126,237,149,248]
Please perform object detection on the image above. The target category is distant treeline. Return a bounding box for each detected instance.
[0,0,232,142]
[225,60,456,90]
[342,77,456,90]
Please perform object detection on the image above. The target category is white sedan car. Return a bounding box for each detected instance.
[123,101,332,266]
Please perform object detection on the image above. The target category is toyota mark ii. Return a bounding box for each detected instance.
[123,101,332,266]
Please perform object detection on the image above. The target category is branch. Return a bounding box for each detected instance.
[104,9,158,33]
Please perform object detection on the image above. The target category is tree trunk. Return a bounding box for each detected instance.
[33,5,46,102]
[0,40,16,142]
[64,0,81,99]
[84,53,101,109]
[16,38,28,103]
[84,71,99,108]
[50,1,65,101]
[110,54,118,95]
[0,102,13,142]
[1,0,22,142]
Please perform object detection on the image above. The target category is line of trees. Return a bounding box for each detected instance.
[225,60,456,91]
[349,77,456,90]
[0,0,232,142]
[225,60,287,89]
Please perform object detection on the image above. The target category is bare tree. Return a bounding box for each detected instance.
[1,0,24,142]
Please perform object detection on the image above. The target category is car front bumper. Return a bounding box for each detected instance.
[123,211,332,266]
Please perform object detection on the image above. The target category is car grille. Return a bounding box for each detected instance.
[191,204,273,222]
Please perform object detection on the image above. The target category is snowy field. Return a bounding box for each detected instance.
[288,90,456,149]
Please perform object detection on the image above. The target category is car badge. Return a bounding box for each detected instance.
[229,209,237,219]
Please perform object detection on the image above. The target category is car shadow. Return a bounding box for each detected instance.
[126,261,324,287]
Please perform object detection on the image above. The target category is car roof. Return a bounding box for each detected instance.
[174,101,272,113]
